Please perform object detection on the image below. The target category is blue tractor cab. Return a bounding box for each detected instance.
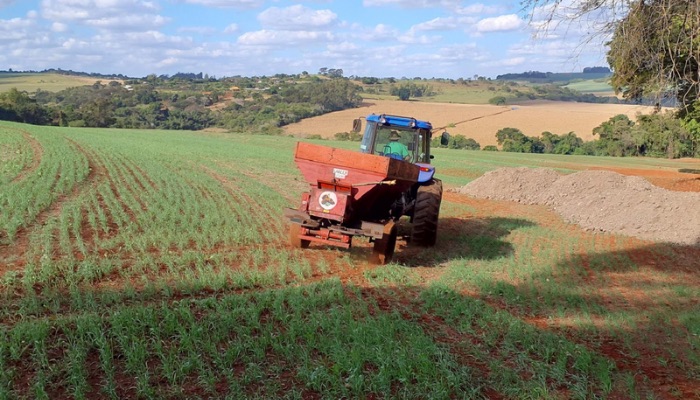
[358,114,449,183]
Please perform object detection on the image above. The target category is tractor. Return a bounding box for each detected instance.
[284,114,449,264]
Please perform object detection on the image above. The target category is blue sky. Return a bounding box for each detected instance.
[0,0,611,79]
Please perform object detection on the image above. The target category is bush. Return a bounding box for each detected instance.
[334,131,363,141]
[448,134,481,150]
[489,96,507,105]
[68,119,86,127]
[482,145,498,151]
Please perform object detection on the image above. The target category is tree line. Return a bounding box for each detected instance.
[0,76,362,133]
[431,112,699,158]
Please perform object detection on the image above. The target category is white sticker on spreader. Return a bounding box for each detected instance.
[333,168,348,179]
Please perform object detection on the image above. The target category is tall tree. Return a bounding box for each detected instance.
[521,0,700,116]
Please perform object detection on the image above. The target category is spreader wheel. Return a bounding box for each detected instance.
[371,222,397,265]
[289,224,310,248]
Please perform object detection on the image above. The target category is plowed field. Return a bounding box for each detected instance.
[283,100,660,147]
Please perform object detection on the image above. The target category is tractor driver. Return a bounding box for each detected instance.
[384,130,410,161]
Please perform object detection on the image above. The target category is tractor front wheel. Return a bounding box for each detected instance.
[289,224,311,248]
[411,179,442,246]
[371,221,397,264]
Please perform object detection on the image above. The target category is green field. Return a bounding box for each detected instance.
[0,73,104,93]
[360,80,522,104]
[0,121,698,399]
[563,79,616,96]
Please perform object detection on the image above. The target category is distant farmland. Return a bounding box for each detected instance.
[283,99,660,147]
[0,73,111,93]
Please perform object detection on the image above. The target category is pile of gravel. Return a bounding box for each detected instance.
[454,167,700,246]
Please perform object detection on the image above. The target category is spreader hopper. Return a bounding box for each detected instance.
[293,142,419,223]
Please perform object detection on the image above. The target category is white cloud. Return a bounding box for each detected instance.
[42,0,158,20]
[397,31,436,44]
[180,0,263,8]
[0,17,35,42]
[178,26,218,35]
[353,23,400,42]
[223,23,238,34]
[410,17,459,32]
[363,0,462,9]
[118,31,193,48]
[481,57,526,68]
[41,0,167,31]
[258,5,337,31]
[51,22,68,32]
[427,43,488,65]
[86,15,169,30]
[475,14,522,33]
[411,15,482,35]
[326,41,359,54]
[455,3,504,15]
[237,29,333,46]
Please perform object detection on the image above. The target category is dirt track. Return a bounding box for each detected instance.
[283,100,660,147]
[454,167,700,246]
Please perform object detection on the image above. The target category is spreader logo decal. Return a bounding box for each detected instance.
[319,191,337,210]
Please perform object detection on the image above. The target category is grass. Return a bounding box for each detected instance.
[0,120,698,398]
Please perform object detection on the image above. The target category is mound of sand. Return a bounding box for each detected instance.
[454,167,700,246]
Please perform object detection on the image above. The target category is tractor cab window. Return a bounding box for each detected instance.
[375,127,414,162]
[359,121,377,155]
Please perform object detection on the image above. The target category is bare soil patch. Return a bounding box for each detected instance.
[453,167,700,246]
[283,100,659,147]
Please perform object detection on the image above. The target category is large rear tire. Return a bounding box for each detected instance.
[289,224,310,248]
[411,179,442,246]
[371,222,397,265]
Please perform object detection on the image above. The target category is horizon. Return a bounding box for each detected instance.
[0,66,612,81]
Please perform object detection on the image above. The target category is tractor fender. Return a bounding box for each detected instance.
[415,163,435,183]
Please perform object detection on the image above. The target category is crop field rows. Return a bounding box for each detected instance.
[0,121,698,399]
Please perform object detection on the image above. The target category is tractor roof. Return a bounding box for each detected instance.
[366,114,432,130]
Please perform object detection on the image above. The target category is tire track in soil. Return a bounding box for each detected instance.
[90,151,145,246]
[0,138,102,275]
[354,287,506,399]
[201,165,287,244]
[124,157,159,191]
[5,126,44,184]
[70,146,119,258]
[0,252,362,328]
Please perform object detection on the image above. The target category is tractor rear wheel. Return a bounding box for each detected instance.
[289,224,310,248]
[371,222,397,264]
[411,179,442,246]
